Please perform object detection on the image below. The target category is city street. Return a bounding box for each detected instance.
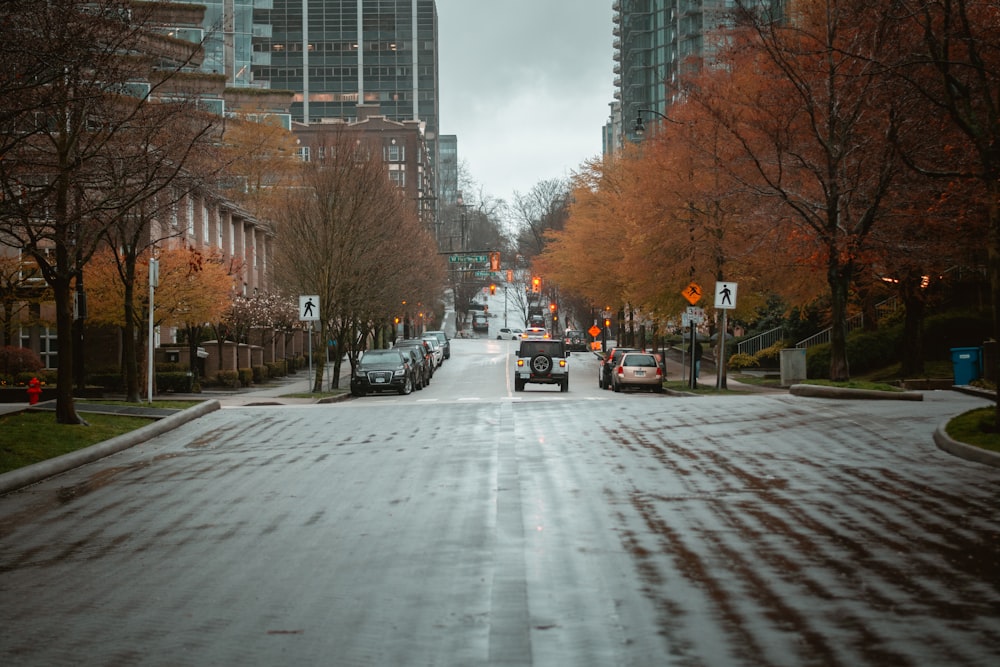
[1,338,999,666]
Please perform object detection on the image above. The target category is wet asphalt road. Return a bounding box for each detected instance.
[1,338,999,666]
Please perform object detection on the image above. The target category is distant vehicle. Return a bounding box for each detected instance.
[421,335,444,367]
[350,349,415,396]
[563,329,588,352]
[514,338,569,392]
[393,339,434,385]
[599,347,638,389]
[612,351,664,392]
[423,330,450,359]
[472,312,489,333]
[521,327,549,339]
[497,327,523,340]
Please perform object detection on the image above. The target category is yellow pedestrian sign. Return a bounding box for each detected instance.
[682,282,702,305]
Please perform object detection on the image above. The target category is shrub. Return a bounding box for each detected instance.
[805,326,904,379]
[156,372,194,393]
[923,311,992,359]
[0,346,43,376]
[752,341,788,368]
[252,365,268,384]
[266,360,286,378]
[238,367,253,387]
[215,370,240,388]
[728,352,760,371]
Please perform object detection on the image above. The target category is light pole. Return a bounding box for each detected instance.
[633,108,676,137]
[634,106,690,379]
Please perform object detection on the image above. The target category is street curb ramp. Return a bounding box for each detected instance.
[0,400,221,496]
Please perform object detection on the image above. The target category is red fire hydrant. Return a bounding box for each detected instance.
[26,377,42,405]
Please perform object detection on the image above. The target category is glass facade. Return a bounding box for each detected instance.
[252,0,439,135]
[171,0,257,86]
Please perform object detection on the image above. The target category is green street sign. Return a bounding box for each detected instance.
[448,254,488,263]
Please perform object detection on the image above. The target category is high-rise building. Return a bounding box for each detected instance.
[251,1,438,129]
[252,0,440,214]
[610,0,754,150]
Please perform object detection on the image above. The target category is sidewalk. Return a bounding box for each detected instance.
[0,367,349,420]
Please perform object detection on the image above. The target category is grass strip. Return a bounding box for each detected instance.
[0,411,153,474]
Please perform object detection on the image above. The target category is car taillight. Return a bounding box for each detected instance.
[656,367,663,376]
[616,366,623,375]
[559,359,566,367]
[517,359,524,367]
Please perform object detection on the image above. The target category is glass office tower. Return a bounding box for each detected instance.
[252,0,439,134]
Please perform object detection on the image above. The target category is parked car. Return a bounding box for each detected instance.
[393,340,433,387]
[351,349,416,396]
[421,335,444,367]
[497,327,523,340]
[514,338,569,392]
[521,327,549,339]
[424,330,450,359]
[563,329,588,352]
[599,347,637,389]
[612,351,664,392]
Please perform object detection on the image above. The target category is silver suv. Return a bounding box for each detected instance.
[514,339,569,392]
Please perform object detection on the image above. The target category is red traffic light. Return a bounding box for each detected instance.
[490,284,496,295]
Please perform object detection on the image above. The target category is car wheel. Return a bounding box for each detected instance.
[530,354,553,375]
[613,380,621,393]
[352,388,366,397]
[497,335,502,340]
[515,378,525,392]
[399,377,412,395]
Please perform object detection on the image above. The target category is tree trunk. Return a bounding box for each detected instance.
[899,274,926,379]
[827,261,852,382]
[53,274,83,424]
[311,323,325,392]
[122,279,141,402]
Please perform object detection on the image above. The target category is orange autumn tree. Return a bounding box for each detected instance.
[686,0,907,381]
[86,244,236,401]
[537,156,635,316]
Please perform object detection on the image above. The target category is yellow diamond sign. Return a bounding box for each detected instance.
[682,282,702,305]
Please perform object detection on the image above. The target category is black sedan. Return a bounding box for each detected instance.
[350,349,416,396]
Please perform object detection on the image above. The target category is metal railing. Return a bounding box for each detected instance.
[736,326,785,356]
[795,296,900,349]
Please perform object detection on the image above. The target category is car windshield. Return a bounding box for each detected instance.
[362,350,403,363]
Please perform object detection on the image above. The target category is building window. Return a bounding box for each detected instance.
[297,146,311,162]
[389,170,405,188]
[21,327,57,369]
[385,143,404,162]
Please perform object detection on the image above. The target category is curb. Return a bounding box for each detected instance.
[934,422,1000,469]
[789,384,924,401]
[0,400,220,496]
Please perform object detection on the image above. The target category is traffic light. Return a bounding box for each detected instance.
[490,284,496,295]
[549,302,556,312]
[531,276,541,293]
[604,318,611,328]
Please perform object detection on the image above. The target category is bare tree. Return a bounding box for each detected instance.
[271,130,444,391]
[511,179,571,259]
[0,0,220,422]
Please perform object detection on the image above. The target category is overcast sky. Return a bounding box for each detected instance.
[435,0,615,205]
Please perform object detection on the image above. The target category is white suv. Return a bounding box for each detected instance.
[514,339,569,392]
